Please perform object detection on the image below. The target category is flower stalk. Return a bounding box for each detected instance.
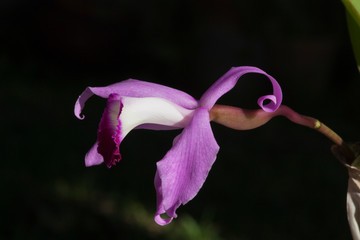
[210,104,355,163]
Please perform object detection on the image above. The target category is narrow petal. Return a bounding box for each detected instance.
[154,108,220,225]
[85,141,104,167]
[74,79,198,119]
[199,66,282,112]
[154,171,174,226]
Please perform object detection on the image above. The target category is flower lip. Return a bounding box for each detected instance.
[97,93,123,168]
[97,95,195,168]
[119,97,195,138]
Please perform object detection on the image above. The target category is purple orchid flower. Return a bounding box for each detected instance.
[74,66,282,225]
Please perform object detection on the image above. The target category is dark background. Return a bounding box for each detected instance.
[2,0,360,239]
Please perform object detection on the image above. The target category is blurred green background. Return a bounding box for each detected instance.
[2,0,360,239]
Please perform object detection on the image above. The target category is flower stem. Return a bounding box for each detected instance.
[274,105,343,145]
[273,105,354,162]
[210,104,355,162]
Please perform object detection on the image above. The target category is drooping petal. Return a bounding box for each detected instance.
[85,141,104,167]
[154,108,220,225]
[199,66,282,112]
[74,79,198,119]
[154,171,173,226]
[96,95,195,168]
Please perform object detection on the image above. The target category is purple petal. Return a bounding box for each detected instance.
[74,79,198,119]
[199,66,282,112]
[85,141,104,167]
[154,108,220,225]
[154,171,174,226]
[97,94,123,168]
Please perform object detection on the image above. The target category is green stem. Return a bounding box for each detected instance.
[274,106,343,146]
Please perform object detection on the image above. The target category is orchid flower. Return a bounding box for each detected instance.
[74,66,283,225]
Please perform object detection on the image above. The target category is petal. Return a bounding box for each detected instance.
[154,108,220,225]
[85,141,104,167]
[154,171,174,226]
[97,95,195,168]
[199,66,282,112]
[74,79,198,119]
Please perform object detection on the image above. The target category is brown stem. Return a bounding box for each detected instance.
[210,104,354,161]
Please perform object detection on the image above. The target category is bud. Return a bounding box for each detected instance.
[332,143,360,240]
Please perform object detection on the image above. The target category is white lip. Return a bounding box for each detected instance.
[120,96,195,138]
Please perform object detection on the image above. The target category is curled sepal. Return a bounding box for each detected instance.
[199,66,282,112]
[154,108,219,225]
